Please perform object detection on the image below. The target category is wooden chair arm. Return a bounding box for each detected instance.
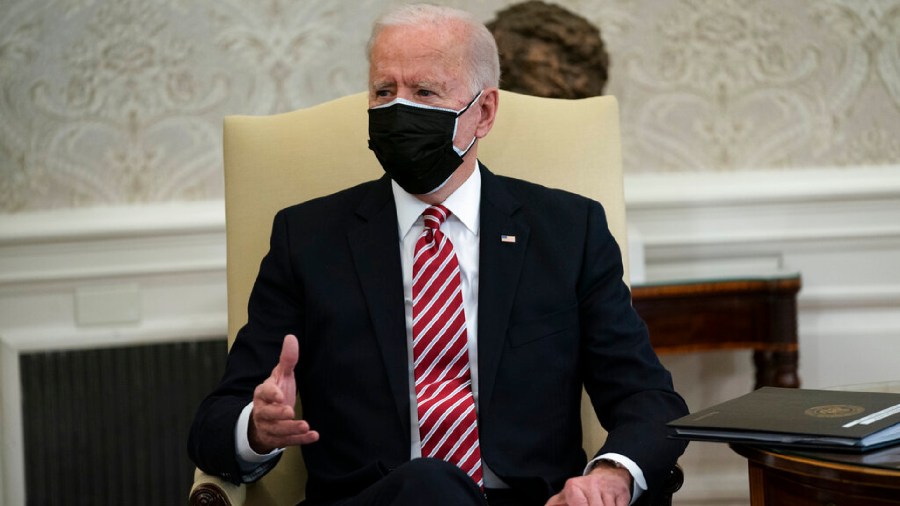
[635,464,684,506]
[189,469,246,506]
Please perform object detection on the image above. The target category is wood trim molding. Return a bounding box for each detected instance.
[624,165,900,208]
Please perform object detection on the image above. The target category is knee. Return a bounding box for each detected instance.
[389,458,483,503]
[394,457,460,478]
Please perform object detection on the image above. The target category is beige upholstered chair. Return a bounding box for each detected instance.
[189,90,681,506]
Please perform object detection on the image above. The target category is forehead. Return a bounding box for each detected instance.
[368,24,468,87]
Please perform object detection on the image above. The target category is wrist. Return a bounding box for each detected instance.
[588,458,625,472]
[588,458,633,491]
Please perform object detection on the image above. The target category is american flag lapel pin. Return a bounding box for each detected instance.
[500,234,516,243]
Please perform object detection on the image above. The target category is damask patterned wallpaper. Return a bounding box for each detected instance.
[1,0,898,212]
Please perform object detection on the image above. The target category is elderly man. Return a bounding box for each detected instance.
[189,4,688,506]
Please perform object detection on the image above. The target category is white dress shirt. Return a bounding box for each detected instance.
[235,164,646,501]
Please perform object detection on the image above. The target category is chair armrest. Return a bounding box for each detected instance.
[634,464,684,506]
[660,463,684,501]
[189,468,246,506]
[186,462,682,506]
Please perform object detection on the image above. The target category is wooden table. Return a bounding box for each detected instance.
[631,274,802,389]
[731,444,900,505]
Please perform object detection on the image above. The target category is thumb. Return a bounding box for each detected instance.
[275,334,299,377]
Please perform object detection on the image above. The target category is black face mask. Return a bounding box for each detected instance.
[367,91,482,195]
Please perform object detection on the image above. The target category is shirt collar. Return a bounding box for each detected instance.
[392,163,482,238]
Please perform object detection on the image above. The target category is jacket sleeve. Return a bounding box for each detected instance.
[188,210,301,484]
[577,200,689,492]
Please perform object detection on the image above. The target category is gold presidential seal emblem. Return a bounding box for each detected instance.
[804,404,865,418]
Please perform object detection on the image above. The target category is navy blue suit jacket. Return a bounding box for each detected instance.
[189,166,688,504]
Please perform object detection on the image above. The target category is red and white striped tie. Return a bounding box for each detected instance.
[412,205,483,488]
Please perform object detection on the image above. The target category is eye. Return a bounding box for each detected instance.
[375,89,392,98]
[416,89,434,98]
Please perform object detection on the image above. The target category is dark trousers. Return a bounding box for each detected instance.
[315,458,540,506]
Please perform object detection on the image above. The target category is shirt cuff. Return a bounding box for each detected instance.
[584,453,647,505]
[235,401,284,470]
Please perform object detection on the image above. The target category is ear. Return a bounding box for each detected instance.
[475,87,499,138]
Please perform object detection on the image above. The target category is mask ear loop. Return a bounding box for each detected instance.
[451,90,485,154]
[453,134,478,157]
[457,90,485,116]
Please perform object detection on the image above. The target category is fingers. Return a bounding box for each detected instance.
[249,413,320,453]
[258,334,299,413]
[248,334,313,454]
[544,492,566,506]
[546,472,631,506]
[275,334,299,378]
[255,378,289,406]
[254,382,294,418]
[256,417,320,444]
[563,487,589,506]
[251,381,319,452]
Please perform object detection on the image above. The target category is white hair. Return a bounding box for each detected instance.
[366,3,501,94]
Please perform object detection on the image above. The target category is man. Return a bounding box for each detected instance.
[189,5,688,506]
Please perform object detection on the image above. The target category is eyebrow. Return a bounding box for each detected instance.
[414,80,447,92]
[370,79,448,93]
[371,80,395,90]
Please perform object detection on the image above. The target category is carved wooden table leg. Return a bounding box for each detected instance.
[753,349,800,389]
[633,274,803,391]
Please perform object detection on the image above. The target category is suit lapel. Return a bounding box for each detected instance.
[348,176,410,436]
[477,167,529,412]
[345,169,529,437]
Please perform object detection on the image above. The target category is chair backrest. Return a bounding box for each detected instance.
[223,90,627,505]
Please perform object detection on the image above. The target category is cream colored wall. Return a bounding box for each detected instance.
[2,0,899,211]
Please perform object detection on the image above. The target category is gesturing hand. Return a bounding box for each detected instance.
[249,334,319,454]
[545,463,632,506]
